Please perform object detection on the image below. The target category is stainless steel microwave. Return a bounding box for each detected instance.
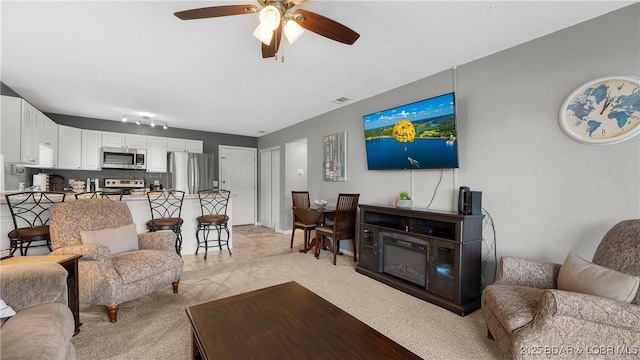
[101,147,146,170]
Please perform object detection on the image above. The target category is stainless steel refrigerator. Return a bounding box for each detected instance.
[167,152,216,194]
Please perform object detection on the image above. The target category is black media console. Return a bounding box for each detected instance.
[357,204,484,316]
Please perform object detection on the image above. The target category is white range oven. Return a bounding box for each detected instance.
[103,179,145,195]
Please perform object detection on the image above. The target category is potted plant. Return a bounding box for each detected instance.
[395,191,413,208]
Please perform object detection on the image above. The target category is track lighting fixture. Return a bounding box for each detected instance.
[121,115,168,129]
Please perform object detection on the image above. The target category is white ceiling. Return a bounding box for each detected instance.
[1,1,632,137]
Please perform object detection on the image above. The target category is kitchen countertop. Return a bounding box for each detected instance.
[0,191,201,203]
[1,191,233,257]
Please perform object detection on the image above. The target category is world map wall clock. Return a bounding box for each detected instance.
[559,75,640,145]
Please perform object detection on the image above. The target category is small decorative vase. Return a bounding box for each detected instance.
[396,199,413,208]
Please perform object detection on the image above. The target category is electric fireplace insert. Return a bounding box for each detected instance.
[381,232,429,289]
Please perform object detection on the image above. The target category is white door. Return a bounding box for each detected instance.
[271,149,281,231]
[259,150,272,227]
[259,148,281,230]
[219,146,257,225]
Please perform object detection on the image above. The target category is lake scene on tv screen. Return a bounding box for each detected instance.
[363,92,459,170]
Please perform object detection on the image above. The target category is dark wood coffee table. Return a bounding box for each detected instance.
[186,281,421,359]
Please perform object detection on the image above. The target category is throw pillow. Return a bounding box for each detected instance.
[80,223,139,255]
[557,251,640,303]
[0,297,16,318]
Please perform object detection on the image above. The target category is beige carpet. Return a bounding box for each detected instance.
[71,226,507,360]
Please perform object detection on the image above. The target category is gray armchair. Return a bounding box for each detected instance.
[1,262,76,359]
[482,219,640,359]
[49,198,183,322]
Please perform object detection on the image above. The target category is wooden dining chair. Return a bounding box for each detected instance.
[315,193,360,265]
[291,191,320,250]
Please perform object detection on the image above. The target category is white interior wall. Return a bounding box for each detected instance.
[259,4,640,282]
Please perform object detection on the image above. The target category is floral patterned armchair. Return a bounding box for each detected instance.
[482,220,640,359]
[49,198,183,322]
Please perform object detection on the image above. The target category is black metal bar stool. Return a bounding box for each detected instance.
[5,191,66,256]
[196,189,231,260]
[75,190,124,201]
[146,190,185,255]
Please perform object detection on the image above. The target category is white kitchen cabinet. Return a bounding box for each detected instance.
[82,130,102,170]
[20,99,40,165]
[0,96,60,165]
[102,132,126,148]
[37,113,58,168]
[146,136,167,173]
[1,96,22,163]
[126,134,147,149]
[167,138,203,153]
[58,125,82,169]
[166,138,186,152]
[102,132,146,149]
[186,140,203,153]
[1,96,58,167]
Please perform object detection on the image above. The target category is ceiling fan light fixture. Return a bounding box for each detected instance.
[258,5,281,30]
[253,23,273,45]
[283,20,304,44]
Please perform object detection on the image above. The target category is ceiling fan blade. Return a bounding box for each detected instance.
[262,25,283,59]
[174,5,258,20]
[293,9,360,45]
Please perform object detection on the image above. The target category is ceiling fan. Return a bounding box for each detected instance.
[174,0,360,59]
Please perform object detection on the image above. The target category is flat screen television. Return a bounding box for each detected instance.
[362,92,459,170]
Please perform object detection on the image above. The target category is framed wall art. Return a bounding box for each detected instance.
[323,131,347,181]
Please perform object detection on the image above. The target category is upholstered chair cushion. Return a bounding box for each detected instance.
[80,223,139,255]
[1,303,75,360]
[482,284,545,333]
[558,252,640,303]
[112,250,182,285]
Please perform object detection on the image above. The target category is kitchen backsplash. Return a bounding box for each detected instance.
[3,167,170,191]
[4,162,28,191]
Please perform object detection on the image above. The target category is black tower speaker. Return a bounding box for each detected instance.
[468,191,482,215]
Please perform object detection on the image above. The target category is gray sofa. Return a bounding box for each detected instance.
[0,262,76,359]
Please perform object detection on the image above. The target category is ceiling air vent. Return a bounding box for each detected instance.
[331,97,351,104]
